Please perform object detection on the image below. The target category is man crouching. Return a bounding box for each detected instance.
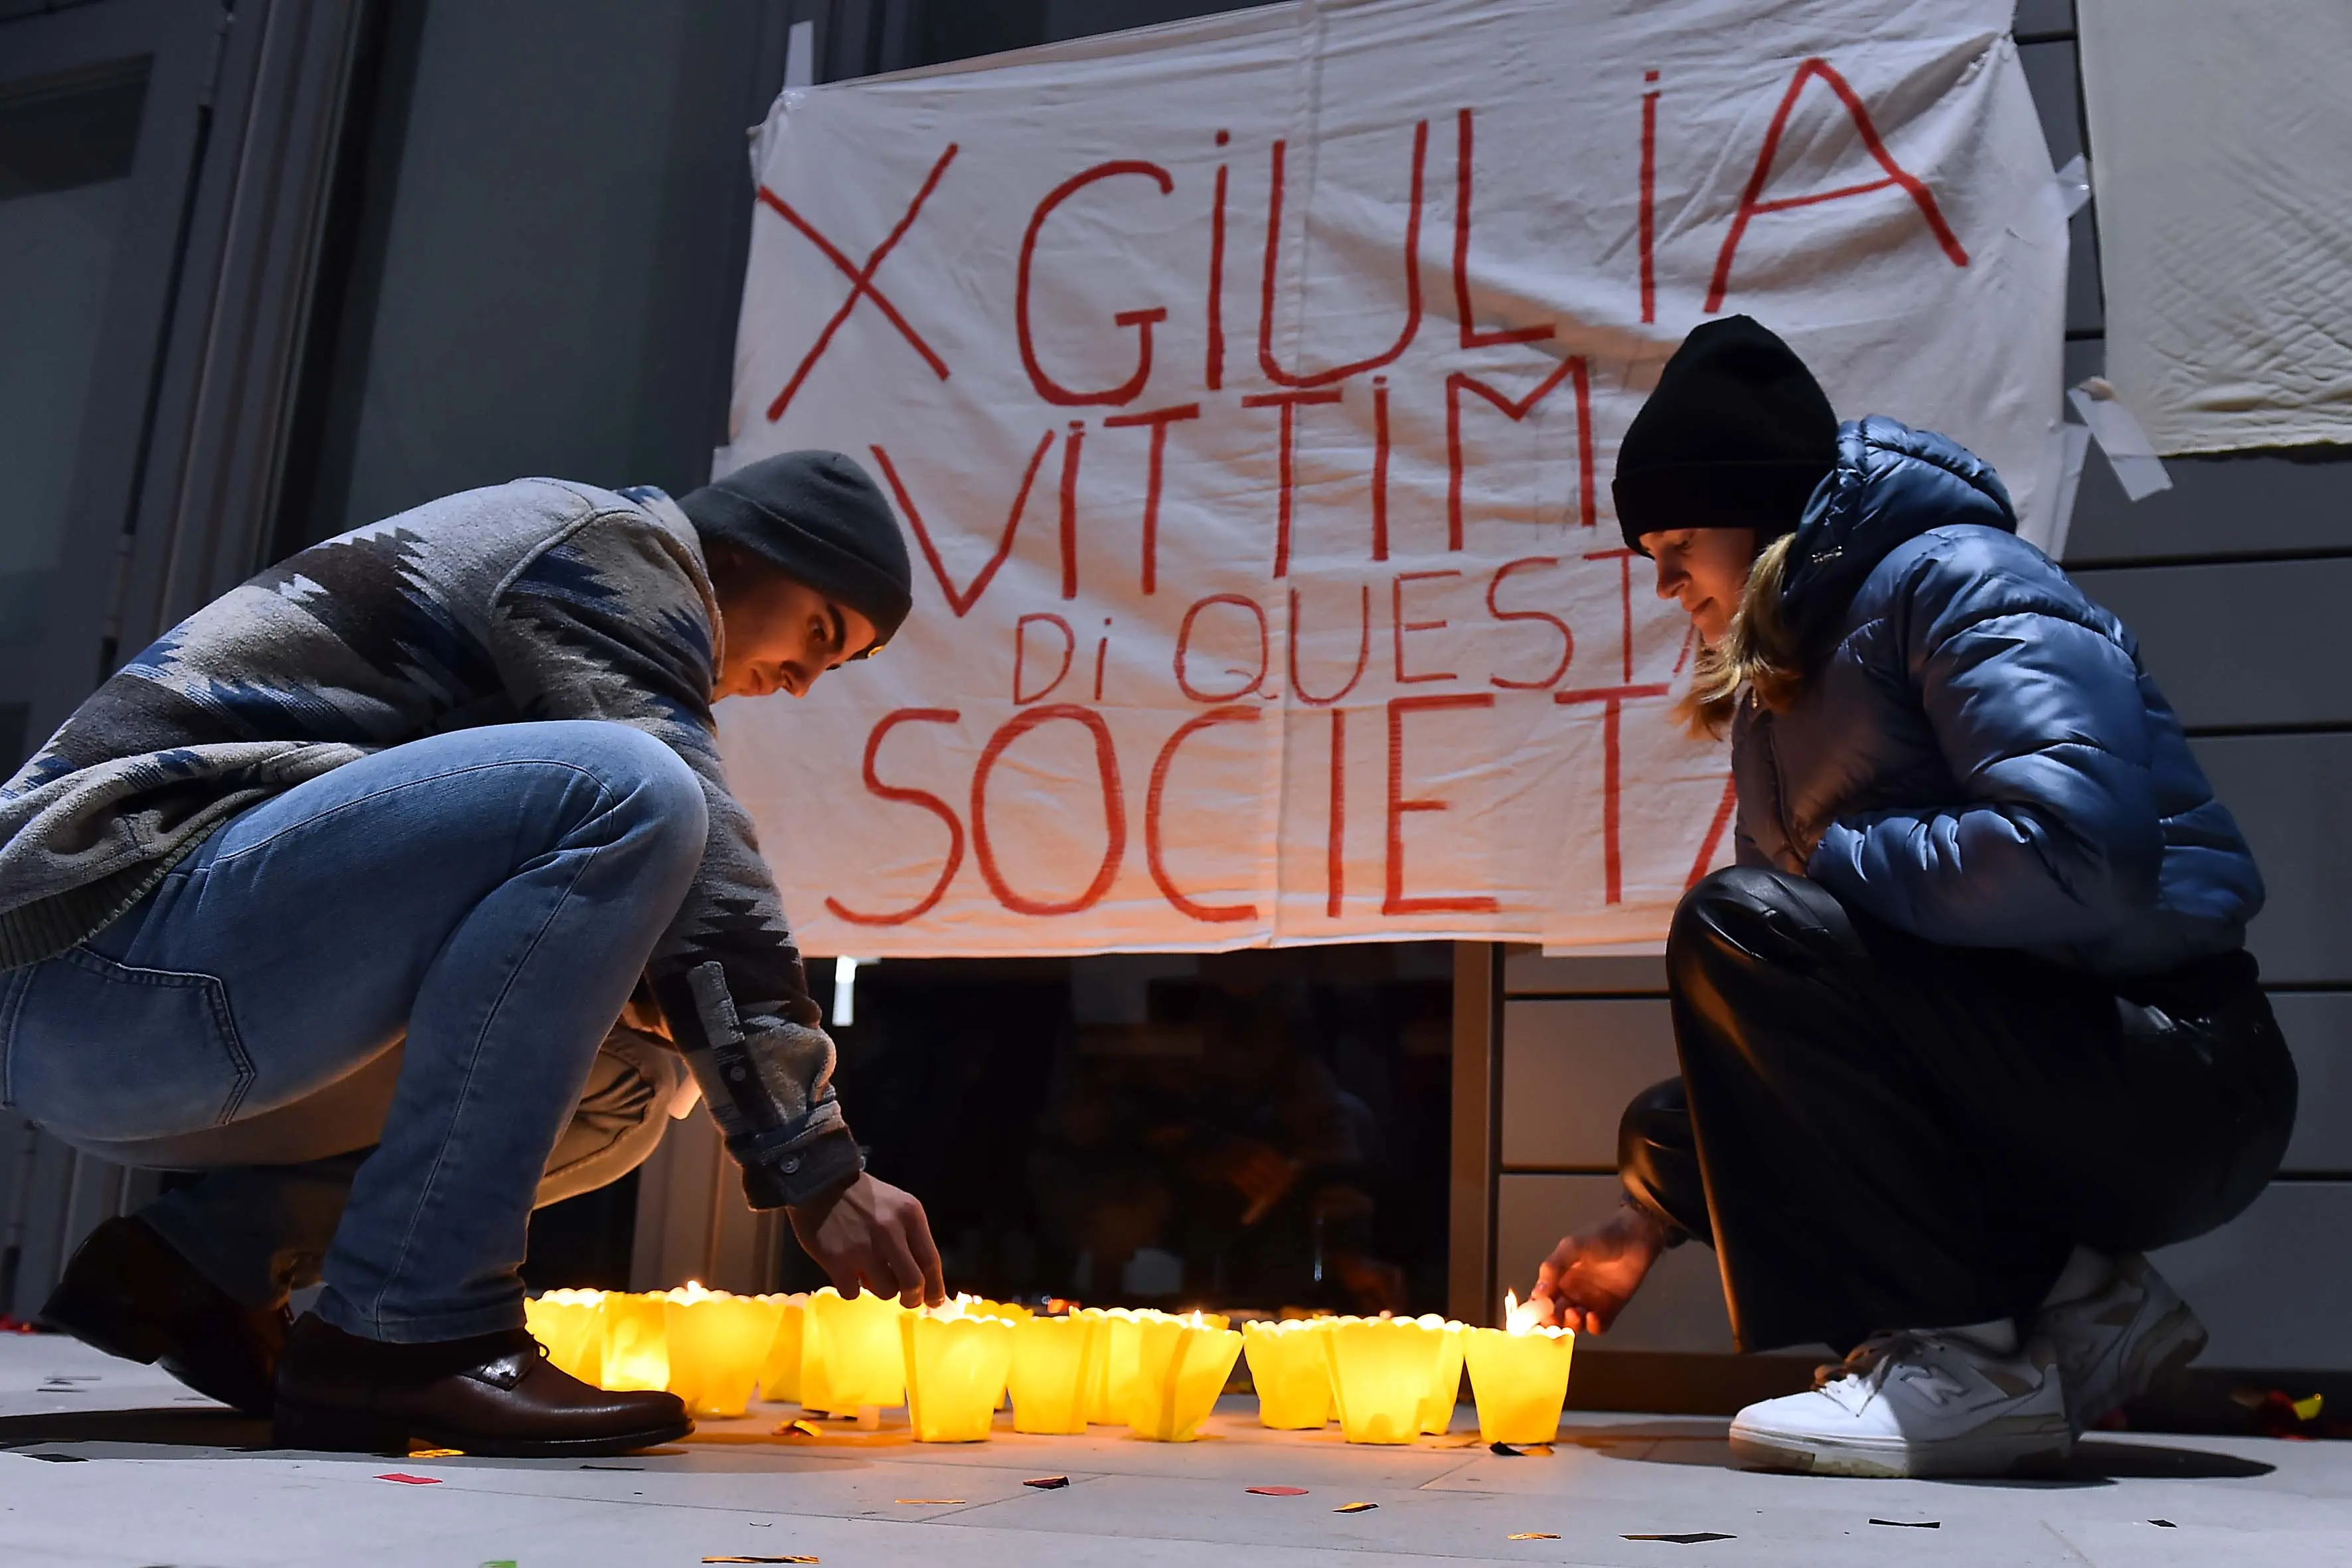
[0,451,941,1456]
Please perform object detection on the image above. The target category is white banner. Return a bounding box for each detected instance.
[716,0,2066,957]
[2080,0,2352,455]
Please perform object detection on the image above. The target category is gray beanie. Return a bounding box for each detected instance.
[677,450,913,656]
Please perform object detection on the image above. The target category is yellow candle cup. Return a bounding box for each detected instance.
[1082,1308,1148,1425]
[1241,1319,1332,1429]
[1323,1316,1447,1445]
[1463,1296,1575,1445]
[1419,1317,1467,1435]
[663,1286,785,1418]
[757,1294,807,1403]
[599,1292,670,1391]
[1127,1314,1244,1443]
[803,1287,907,1413]
[900,1304,1016,1442]
[1008,1313,1103,1434]
[525,1289,605,1386]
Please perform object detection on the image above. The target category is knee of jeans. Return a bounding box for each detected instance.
[568,724,708,864]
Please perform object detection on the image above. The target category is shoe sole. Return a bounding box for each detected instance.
[1729,1414,2075,1480]
[273,1401,693,1458]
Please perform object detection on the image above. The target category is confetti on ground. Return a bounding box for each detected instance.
[702,1557,817,1565]
[580,1464,642,1471]
[376,1473,442,1486]
[894,1498,966,1506]
[410,1448,464,1458]
[1247,1486,1309,1496]
[2151,1520,2178,1528]
[1509,1533,1561,1541]
[776,1419,824,1438]
[1870,1520,1941,1529]
[25,1453,86,1463]
[1024,1476,1070,1489]
[1334,1502,1379,1514]
[1624,1533,1735,1544]
[1490,1443,1523,1456]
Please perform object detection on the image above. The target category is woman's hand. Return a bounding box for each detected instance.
[787,1172,946,1306]
[1529,1203,1672,1334]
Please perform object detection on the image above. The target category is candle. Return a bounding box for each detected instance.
[1126,1312,1244,1443]
[1322,1316,1447,1445]
[803,1287,908,1415]
[1241,1318,1332,1429]
[524,1289,605,1386]
[900,1298,1017,1442]
[1007,1312,1104,1434]
[1419,1317,1466,1435]
[599,1291,670,1392]
[1082,1307,1146,1425]
[1462,1293,1576,1445]
[663,1285,786,1418]
[971,1296,1033,1324]
[757,1294,807,1404]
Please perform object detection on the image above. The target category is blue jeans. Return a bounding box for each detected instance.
[0,722,707,1341]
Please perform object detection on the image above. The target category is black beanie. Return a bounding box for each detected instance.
[1612,315,1838,555]
[678,449,913,656]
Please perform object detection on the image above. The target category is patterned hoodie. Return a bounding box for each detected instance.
[0,478,859,1207]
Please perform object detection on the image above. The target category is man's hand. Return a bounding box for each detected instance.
[787,1172,945,1307]
[1529,1203,1671,1335]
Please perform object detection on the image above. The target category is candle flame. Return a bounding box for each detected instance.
[1503,1291,1543,1335]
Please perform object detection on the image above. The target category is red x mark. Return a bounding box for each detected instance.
[759,143,960,423]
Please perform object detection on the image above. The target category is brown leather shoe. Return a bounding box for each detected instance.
[272,1314,692,1457]
[38,1216,285,1416]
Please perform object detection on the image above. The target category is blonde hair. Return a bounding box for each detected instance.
[1674,531,1807,738]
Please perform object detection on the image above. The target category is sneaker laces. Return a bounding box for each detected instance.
[1812,1331,1965,1413]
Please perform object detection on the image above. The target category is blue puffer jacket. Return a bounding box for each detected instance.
[1732,418,2264,979]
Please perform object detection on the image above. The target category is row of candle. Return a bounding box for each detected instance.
[522,1286,1571,1445]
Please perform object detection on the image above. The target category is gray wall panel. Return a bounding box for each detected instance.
[1503,951,1668,997]
[2191,735,2352,985]
[2151,1181,2352,1370]
[1500,999,1678,1170]
[2063,447,2352,566]
[2277,992,2352,1175]
[2013,0,2075,37]
[2072,558,2352,729]
[1495,1174,1734,1354]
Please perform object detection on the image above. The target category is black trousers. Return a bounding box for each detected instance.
[1621,868,2298,1354]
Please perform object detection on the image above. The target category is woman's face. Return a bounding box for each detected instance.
[1641,527,1757,647]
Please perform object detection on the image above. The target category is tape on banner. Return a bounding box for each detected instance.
[2054,154,2092,219]
[2068,379,2173,502]
[2043,422,2094,560]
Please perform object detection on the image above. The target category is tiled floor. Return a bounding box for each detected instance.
[3,1334,2347,1567]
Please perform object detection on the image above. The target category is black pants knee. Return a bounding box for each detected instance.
[1621,868,2297,1354]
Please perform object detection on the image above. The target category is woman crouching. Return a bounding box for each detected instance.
[1530,317,2296,1479]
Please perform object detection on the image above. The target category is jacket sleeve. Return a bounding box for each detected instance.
[490,508,862,1208]
[1804,555,2164,949]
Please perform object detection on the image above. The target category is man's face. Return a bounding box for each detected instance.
[712,562,878,700]
[1640,526,1757,649]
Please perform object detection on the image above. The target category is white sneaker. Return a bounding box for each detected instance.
[2033,1252,2206,1435]
[1729,1330,2074,1478]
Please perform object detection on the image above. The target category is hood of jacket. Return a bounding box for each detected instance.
[1778,416,2020,653]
